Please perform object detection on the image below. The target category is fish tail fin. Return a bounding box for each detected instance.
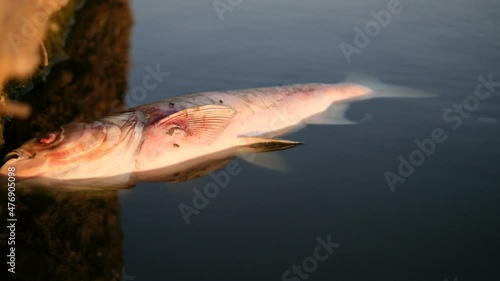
[346,72,436,99]
[304,73,434,126]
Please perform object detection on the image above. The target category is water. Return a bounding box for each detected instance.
[6,0,500,280]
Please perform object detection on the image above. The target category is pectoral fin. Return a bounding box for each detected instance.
[237,137,303,172]
[237,137,303,153]
[157,105,236,144]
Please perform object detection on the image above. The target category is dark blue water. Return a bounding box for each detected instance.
[86,0,500,280]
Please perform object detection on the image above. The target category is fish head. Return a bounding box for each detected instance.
[1,121,111,180]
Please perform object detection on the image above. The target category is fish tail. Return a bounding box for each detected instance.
[304,73,435,126]
[346,72,436,99]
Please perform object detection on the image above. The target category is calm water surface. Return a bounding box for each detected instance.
[11,0,500,280]
[116,1,500,280]
[119,0,500,280]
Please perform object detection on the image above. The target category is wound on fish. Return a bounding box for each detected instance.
[166,125,182,136]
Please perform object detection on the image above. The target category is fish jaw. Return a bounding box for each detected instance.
[0,146,49,180]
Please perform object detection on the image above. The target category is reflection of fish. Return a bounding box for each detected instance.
[1,74,431,189]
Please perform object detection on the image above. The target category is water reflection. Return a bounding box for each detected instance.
[4,190,123,281]
[3,145,278,190]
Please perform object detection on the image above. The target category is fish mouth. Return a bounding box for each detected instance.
[1,149,34,166]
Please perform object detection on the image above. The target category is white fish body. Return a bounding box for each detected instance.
[1,74,432,189]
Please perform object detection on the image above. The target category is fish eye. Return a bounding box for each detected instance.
[39,132,59,145]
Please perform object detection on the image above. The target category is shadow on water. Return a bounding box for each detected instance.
[2,0,132,280]
[1,142,260,280]
[2,145,267,190]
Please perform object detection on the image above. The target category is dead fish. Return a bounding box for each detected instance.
[0,73,432,189]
